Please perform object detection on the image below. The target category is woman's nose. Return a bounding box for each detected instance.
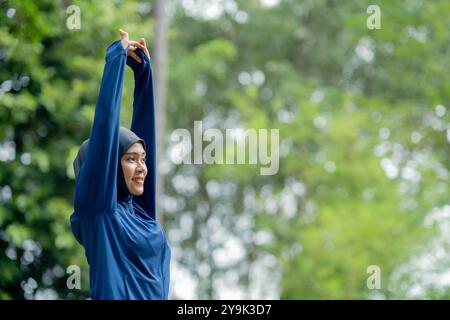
[136,164,146,174]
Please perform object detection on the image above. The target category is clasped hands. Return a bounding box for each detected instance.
[119,29,150,64]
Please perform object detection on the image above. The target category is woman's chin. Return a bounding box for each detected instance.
[130,188,144,196]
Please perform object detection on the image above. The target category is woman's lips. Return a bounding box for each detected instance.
[133,177,144,184]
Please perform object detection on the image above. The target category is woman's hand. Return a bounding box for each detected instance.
[119,29,129,49]
[120,29,151,64]
[128,38,151,63]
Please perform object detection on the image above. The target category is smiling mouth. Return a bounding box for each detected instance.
[133,178,144,184]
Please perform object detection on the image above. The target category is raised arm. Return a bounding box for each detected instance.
[126,40,157,219]
[74,38,129,215]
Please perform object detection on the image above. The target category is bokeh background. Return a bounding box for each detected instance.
[0,0,449,299]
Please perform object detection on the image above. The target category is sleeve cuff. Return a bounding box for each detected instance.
[105,40,129,61]
[126,48,152,73]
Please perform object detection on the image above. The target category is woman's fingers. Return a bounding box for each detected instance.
[128,40,146,50]
[139,38,150,58]
[120,32,150,62]
[128,40,151,59]
[119,29,129,49]
[127,45,142,63]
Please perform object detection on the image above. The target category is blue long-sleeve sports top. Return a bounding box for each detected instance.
[70,40,171,300]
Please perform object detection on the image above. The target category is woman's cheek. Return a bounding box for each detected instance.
[125,163,134,177]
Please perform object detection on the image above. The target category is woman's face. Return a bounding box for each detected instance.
[121,142,147,196]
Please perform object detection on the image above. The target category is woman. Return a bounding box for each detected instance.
[70,30,171,300]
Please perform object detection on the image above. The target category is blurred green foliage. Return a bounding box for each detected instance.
[0,0,448,299]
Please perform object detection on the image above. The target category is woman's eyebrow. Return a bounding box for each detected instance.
[125,152,146,156]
